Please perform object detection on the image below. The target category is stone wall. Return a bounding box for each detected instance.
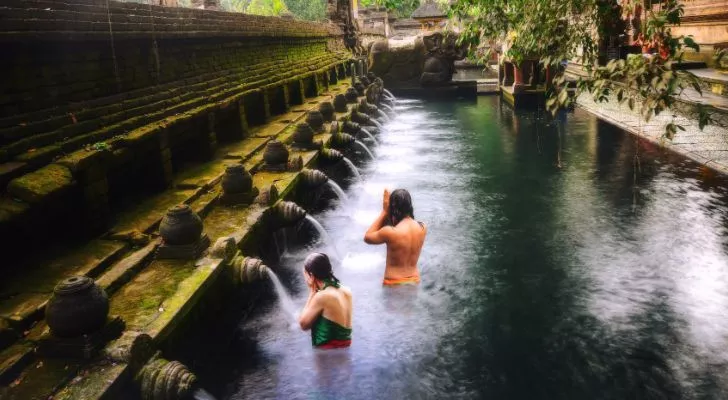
[0,0,350,269]
[669,0,728,65]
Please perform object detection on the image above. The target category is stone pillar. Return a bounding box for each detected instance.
[201,112,218,159]
[282,85,292,111]
[262,91,271,120]
[158,128,175,187]
[237,99,250,139]
[502,61,514,86]
[513,62,525,93]
[329,67,338,85]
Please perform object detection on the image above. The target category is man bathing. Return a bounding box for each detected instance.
[364,188,427,285]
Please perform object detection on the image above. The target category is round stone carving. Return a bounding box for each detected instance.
[293,123,315,145]
[159,205,203,246]
[354,82,366,96]
[359,75,371,86]
[333,94,348,113]
[305,111,325,132]
[318,102,335,122]
[221,164,252,195]
[45,276,109,338]
[263,140,289,166]
[345,88,359,104]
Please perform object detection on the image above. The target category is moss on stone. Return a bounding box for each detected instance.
[6,164,74,204]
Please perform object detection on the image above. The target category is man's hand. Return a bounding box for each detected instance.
[382,188,390,213]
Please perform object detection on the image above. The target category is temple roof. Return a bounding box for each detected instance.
[411,0,447,19]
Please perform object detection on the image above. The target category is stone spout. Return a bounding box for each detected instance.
[300,169,329,189]
[272,201,307,227]
[341,121,361,135]
[232,256,269,285]
[319,148,344,164]
[137,357,197,400]
[330,132,356,149]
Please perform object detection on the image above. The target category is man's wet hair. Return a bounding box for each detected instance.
[388,188,414,226]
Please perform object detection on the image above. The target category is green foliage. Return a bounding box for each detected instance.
[286,0,327,21]
[360,0,421,18]
[450,0,713,138]
[245,0,289,16]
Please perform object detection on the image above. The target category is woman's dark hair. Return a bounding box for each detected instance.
[304,252,339,283]
[388,188,414,226]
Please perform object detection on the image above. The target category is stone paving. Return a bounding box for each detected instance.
[577,93,728,175]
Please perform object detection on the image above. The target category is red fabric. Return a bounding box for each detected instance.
[317,339,352,349]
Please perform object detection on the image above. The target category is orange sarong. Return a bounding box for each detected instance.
[382,275,420,286]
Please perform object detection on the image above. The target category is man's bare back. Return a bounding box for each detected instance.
[364,189,427,283]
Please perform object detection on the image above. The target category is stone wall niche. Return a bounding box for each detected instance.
[243,91,267,128]
[287,80,305,106]
[267,85,289,116]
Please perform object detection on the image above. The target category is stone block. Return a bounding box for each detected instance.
[6,164,75,204]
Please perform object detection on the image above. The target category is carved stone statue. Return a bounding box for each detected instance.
[420,32,467,87]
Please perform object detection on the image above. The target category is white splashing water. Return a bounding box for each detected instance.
[377,109,390,122]
[305,215,340,259]
[383,88,396,99]
[369,118,384,130]
[354,140,375,160]
[267,269,298,325]
[192,388,217,400]
[359,128,380,145]
[326,180,349,202]
[342,157,361,179]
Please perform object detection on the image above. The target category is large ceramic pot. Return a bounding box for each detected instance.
[159,204,203,246]
[333,94,348,113]
[221,164,252,194]
[293,123,314,145]
[318,102,335,122]
[263,140,289,166]
[305,111,325,132]
[345,88,359,104]
[45,276,109,338]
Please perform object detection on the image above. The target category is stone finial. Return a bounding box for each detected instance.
[157,205,210,259]
[318,102,335,122]
[45,276,109,338]
[333,94,348,113]
[288,155,304,172]
[305,111,325,132]
[345,87,359,104]
[262,140,290,172]
[292,123,315,147]
[221,165,258,206]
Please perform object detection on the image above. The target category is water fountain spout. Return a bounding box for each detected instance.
[333,94,349,113]
[345,88,359,104]
[325,180,349,202]
[354,139,375,160]
[376,109,390,123]
[383,88,396,100]
[330,132,356,149]
[232,256,269,285]
[342,157,361,179]
[137,357,199,400]
[272,201,307,227]
[300,168,329,189]
[359,128,379,145]
[305,215,339,258]
[318,102,335,122]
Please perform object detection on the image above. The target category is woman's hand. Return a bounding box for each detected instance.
[382,188,390,213]
[304,271,317,292]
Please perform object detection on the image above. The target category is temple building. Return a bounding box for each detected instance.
[411,0,447,32]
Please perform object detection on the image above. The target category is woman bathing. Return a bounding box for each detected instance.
[298,253,353,349]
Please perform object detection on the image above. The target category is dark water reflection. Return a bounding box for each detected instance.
[213,97,728,399]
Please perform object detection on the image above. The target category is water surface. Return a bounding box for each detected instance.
[216,96,728,399]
